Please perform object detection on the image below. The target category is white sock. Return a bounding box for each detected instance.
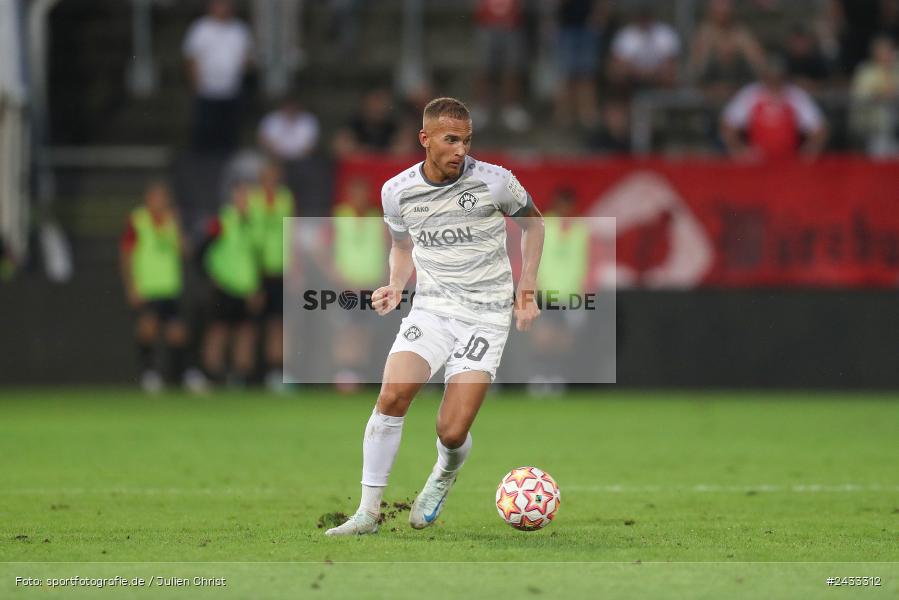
[359,485,384,518]
[432,432,472,479]
[359,408,405,515]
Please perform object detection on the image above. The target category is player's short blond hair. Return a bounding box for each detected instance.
[423,97,471,123]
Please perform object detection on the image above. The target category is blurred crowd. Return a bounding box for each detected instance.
[118,162,387,393]
[162,0,899,227]
[180,0,899,166]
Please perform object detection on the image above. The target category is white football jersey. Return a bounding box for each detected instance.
[382,156,529,327]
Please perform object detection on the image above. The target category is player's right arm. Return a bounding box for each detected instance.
[372,232,413,316]
[373,180,414,315]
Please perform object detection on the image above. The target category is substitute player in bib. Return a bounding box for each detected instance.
[326,97,544,536]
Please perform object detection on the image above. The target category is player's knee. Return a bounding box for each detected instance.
[377,386,413,416]
[436,424,469,450]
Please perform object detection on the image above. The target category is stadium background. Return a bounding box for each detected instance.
[1,2,898,597]
[2,0,899,387]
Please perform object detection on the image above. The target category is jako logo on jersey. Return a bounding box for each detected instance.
[412,206,429,213]
[416,227,474,247]
[403,325,422,341]
[457,192,478,213]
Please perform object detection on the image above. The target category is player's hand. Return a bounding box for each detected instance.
[371,284,403,316]
[514,289,540,332]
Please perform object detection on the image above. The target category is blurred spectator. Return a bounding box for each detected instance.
[527,187,588,395]
[687,0,765,102]
[326,177,386,288]
[258,95,319,162]
[327,177,386,390]
[257,94,320,206]
[247,163,295,390]
[183,0,253,154]
[199,184,262,386]
[785,24,834,91]
[609,3,681,92]
[119,182,206,393]
[587,100,631,154]
[850,36,899,156]
[333,177,378,220]
[539,187,589,300]
[721,56,828,161]
[333,88,404,156]
[472,0,531,132]
[553,0,602,128]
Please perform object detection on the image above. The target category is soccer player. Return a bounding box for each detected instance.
[326,97,544,536]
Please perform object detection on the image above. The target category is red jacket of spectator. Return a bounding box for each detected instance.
[722,82,825,160]
[476,0,523,29]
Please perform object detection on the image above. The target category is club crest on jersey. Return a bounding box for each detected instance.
[403,325,422,341]
[457,192,478,213]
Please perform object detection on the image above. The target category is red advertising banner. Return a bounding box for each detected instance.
[336,156,899,288]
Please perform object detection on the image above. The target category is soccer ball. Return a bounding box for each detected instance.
[495,466,560,530]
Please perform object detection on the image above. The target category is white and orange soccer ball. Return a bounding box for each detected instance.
[495,466,560,531]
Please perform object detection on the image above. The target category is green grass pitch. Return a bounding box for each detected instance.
[1,388,897,599]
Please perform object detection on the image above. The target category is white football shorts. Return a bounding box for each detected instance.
[388,307,510,382]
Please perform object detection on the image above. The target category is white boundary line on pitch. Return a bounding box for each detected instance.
[0,484,896,495]
[2,561,899,564]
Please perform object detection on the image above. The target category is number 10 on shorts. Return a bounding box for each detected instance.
[454,335,489,361]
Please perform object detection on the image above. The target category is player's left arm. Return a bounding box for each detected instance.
[511,196,544,332]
